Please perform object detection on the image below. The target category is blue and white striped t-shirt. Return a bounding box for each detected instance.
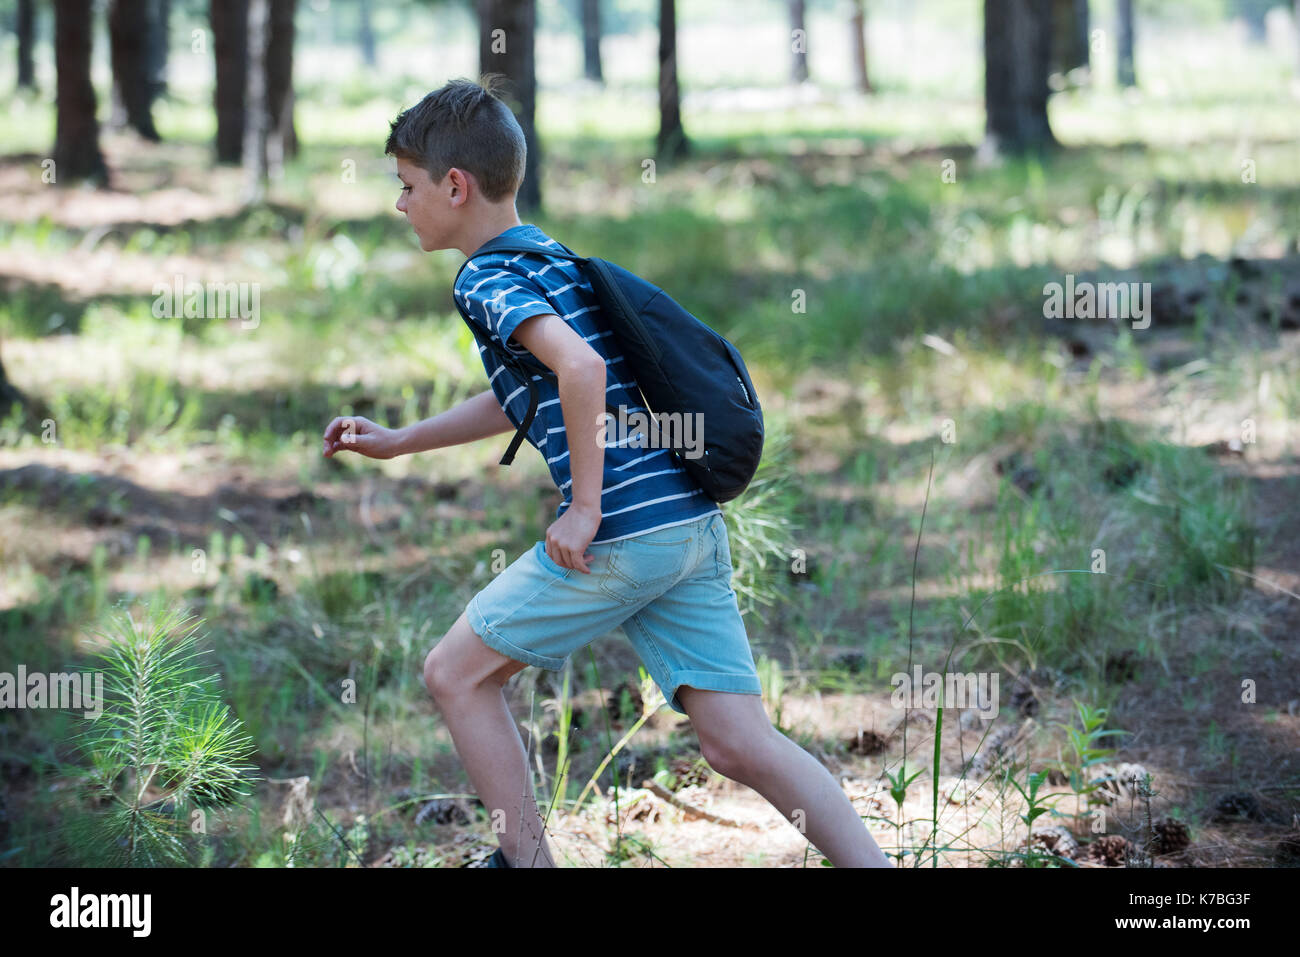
[453,224,721,545]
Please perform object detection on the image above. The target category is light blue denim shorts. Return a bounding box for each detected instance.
[465,512,762,715]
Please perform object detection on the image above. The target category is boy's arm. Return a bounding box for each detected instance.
[506,313,607,516]
[393,388,517,455]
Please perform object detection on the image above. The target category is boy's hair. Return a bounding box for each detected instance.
[384,74,526,203]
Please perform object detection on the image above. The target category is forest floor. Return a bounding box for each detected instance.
[2,120,1299,868]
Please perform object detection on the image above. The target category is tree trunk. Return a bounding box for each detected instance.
[109,0,161,141]
[1117,0,1135,88]
[1237,0,1268,43]
[477,0,541,215]
[243,0,270,204]
[789,0,808,84]
[266,0,298,171]
[16,0,36,91]
[212,0,249,164]
[358,0,376,66]
[0,347,25,417]
[53,0,107,184]
[1049,0,1089,79]
[656,0,688,162]
[983,0,1057,156]
[581,0,602,83]
[149,0,171,101]
[850,0,870,93]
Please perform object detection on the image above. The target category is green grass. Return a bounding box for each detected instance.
[2,8,1297,866]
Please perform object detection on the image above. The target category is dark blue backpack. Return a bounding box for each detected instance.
[452,235,764,504]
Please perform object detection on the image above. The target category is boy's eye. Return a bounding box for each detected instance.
[400,185,411,193]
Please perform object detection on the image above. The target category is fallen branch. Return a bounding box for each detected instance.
[641,780,762,831]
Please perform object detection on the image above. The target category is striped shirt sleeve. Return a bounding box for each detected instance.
[457,261,557,361]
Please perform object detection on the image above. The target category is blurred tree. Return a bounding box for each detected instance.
[52,0,107,184]
[266,0,298,166]
[656,0,688,161]
[983,0,1057,155]
[850,0,871,93]
[1049,0,1089,80]
[477,0,541,215]
[215,0,294,174]
[149,0,171,101]
[1233,0,1270,43]
[581,0,602,82]
[16,0,35,90]
[0,349,20,416]
[359,0,377,66]
[789,0,808,83]
[212,0,249,163]
[1117,0,1135,87]
[108,0,161,141]
[243,0,269,203]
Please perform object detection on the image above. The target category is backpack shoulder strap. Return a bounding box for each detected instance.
[450,235,622,468]
[454,237,586,287]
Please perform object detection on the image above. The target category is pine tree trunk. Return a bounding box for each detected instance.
[243,0,269,204]
[358,0,376,66]
[16,0,36,90]
[850,0,870,93]
[212,0,249,164]
[983,0,1057,156]
[108,0,161,141]
[656,0,688,161]
[1117,0,1136,88]
[266,0,298,171]
[149,0,171,101]
[581,0,602,83]
[1240,2,1267,44]
[789,0,808,84]
[0,348,26,417]
[477,0,541,215]
[53,0,108,184]
[1049,0,1089,78]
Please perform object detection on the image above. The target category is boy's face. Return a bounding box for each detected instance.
[394,156,458,252]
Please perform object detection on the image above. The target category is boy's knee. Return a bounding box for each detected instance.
[423,646,453,701]
[422,638,527,701]
[699,736,756,782]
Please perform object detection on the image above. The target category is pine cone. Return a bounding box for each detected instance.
[1274,830,1300,866]
[414,797,475,826]
[668,756,713,790]
[846,728,887,756]
[1151,817,1191,855]
[1031,825,1080,860]
[1082,834,1137,867]
[1090,762,1149,806]
[966,723,1020,777]
[1211,791,1264,822]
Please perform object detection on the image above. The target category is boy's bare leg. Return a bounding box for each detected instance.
[423,610,558,867]
[677,686,895,868]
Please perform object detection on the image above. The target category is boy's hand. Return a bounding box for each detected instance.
[545,503,601,573]
[322,415,403,460]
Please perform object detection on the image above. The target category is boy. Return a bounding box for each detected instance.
[321,75,892,869]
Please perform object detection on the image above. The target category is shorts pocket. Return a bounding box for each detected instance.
[534,541,573,579]
[599,532,692,604]
[713,518,734,577]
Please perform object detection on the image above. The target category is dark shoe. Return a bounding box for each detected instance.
[487,847,511,868]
